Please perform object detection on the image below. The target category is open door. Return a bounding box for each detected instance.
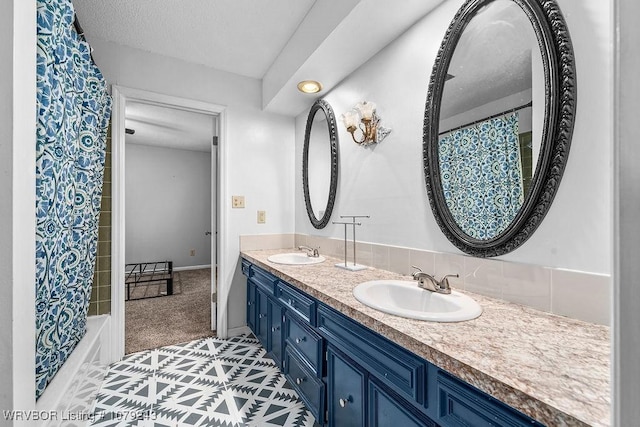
[211,134,218,331]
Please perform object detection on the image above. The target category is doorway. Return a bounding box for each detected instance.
[109,87,227,361]
[123,101,216,353]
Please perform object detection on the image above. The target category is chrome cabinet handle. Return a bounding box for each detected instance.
[296,377,305,385]
[247,301,252,306]
[339,397,349,408]
[295,337,306,344]
[259,313,265,319]
[271,326,280,332]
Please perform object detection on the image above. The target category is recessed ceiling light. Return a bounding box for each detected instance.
[297,80,322,94]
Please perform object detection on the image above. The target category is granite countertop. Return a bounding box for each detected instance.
[241,249,611,427]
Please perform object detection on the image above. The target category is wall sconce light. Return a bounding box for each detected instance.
[340,101,391,146]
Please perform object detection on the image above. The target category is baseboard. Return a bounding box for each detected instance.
[174,264,212,272]
[227,326,251,337]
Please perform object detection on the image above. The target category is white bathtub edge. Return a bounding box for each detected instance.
[36,315,111,425]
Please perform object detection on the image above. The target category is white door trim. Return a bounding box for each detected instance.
[110,86,227,362]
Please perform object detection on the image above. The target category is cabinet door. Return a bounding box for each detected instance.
[246,279,257,333]
[268,297,284,366]
[255,287,269,348]
[327,346,365,427]
[369,381,436,427]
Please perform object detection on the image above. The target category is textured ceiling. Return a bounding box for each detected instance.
[125,102,216,152]
[72,0,316,79]
[440,0,537,119]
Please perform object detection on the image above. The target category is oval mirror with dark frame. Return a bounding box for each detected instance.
[303,99,339,229]
[424,0,576,257]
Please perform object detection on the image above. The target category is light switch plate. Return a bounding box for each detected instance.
[232,195,245,208]
[257,210,266,224]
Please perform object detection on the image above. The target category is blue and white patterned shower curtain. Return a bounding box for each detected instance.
[438,113,524,240]
[35,0,112,398]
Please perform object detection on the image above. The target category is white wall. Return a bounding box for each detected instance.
[615,0,640,422]
[90,38,262,110]
[125,143,212,268]
[90,39,296,330]
[1,0,36,423]
[225,107,297,328]
[295,0,612,275]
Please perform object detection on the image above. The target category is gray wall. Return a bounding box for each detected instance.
[125,143,212,268]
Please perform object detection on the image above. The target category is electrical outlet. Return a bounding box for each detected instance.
[190,249,196,256]
[232,195,245,208]
[257,210,266,224]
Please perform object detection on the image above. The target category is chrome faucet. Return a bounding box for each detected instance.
[411,266,458,295]
[298,245,320,258]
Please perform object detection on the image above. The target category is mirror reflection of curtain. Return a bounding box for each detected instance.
[439,112,524,240]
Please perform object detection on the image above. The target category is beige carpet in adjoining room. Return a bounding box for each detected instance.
[125,268,215,354]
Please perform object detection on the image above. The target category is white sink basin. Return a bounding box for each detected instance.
[353,280,482,322]
[267,253,326,265]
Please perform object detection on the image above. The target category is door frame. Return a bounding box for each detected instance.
[110,86,228,362]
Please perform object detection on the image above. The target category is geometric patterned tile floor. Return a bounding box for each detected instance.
[90,335,318,427]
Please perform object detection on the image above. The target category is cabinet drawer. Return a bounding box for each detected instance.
[241,259,252,277]
[436,371,543,427]
[285,313,323,376]
[251,266,278,295]
[277,281,316,325]
[284,347,324,423]
[318,304,426,405]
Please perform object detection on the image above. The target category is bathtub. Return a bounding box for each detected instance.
[35,315,111,427]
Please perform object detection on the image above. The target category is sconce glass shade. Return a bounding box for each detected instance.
[341,101,391,146]
[340,110,359,129]
[355,101,376,120]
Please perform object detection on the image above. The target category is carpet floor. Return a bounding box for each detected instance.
[125,268,215,354]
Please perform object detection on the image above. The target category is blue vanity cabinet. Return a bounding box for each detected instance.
[317,304,426,408]
[284,346,326,423]
[242,260,545,427]
[432,367,544,427]
[254,286,270,348]
[369,380,436,427]
[276,280,317,325]
[279,280,326,423]
[243,260,256,331]
[242,262,285,367]
[268,298,285,366]
[246,279,257,332]
[284,311,324,377]
[327,346,366,427]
